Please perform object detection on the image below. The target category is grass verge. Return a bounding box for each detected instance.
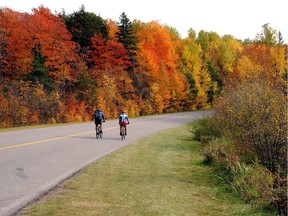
[19,123,274,216]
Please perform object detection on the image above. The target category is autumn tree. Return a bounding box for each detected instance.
[87,35,131,75]
[87,35,136,116]
[197,31,223,97]
[29,6,81,92]
[135,21,189,113]
[0,8,33,81]
[0,8,6,82]
[179,29,212,109]
[196,31,242,98]
[106,18,118,39]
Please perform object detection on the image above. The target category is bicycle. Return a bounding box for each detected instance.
[120,125,125,140]
[95,120,105,139]
[120,122,129,140]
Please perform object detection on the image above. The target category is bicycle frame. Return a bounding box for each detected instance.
[120,125,125,140]
[96,124,102,139]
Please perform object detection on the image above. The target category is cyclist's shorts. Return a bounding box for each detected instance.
[95,120,102,125]
[119,122,127,126]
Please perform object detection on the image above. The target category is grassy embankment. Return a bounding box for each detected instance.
[19,123,274,216]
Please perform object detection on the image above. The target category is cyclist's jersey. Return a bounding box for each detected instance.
[94,110,104,124]
[119,114,128,123]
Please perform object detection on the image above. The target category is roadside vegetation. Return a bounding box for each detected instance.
[193,74,287,215]
[18,123,275,216]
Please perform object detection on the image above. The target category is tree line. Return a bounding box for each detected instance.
[0,5,286,128]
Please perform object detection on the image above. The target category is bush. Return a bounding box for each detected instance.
[214,75,287,175]
[200,137,239,166]
[192,116,221,144]
[212,74,287,215]
[230,162,274,207]
[270,170,288,216]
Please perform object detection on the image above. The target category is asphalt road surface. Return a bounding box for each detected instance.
[0,111,212,216]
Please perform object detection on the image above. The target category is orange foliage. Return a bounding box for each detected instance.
[135,21,188,112]
[0,8,33,80]
[106,19,118,39]
[137,21,178,78]
[229,44,287,88]
[87,35,136,117]
[241,44,273,73]
[29,6,80,88]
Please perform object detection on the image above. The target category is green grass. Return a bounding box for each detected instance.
[19,123,274,216]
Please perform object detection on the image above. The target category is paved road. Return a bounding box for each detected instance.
[0,111,212,216]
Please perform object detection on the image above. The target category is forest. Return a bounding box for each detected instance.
[1,5,287,215]
[0,5,286,128]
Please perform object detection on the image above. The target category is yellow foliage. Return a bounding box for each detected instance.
[269,46,287,77]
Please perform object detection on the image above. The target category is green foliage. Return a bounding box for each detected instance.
[256,23,278,46]
[191,116,220,143]
[22,44,54,91]
[116,12,137,63]
[230,162,274,206]
[200,137,239,167]
[180,34,212,109]
[62,5,108,48]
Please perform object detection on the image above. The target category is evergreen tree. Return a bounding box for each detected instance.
[62,5,108,49]
[278,31,284,45]
[116,12,137,66]
[24,44,54,91]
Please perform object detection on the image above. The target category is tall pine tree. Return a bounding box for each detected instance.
[116,12,137,66]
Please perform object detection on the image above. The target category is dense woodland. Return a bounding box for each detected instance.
[0,5,286,128]
[1,5,287,215]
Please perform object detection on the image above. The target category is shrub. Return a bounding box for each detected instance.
[230,162,274,207]
[270,170,288,216]
[200,137,239,166]
[191,116,221,144]
[212,74,287,215]
[214,75,287,175]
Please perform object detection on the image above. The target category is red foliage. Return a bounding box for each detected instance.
[29,6,81,88]
[0,8,33,80]
[88,35,130,75]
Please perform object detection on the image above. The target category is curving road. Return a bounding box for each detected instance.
[0,111,212,216]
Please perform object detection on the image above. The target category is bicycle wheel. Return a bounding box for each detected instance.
[96,127,100,139]
[121,126,125,140]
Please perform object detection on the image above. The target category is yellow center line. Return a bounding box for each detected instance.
[0,117,173,151]
[0,126,119,151]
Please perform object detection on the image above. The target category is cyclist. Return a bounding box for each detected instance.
[119,111,129,135]
[94,108,105,133]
